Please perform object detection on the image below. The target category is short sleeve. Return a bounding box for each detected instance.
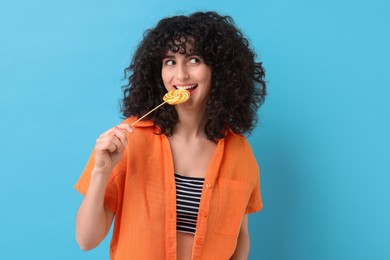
[74,149,126,213]
[245,168,263,214]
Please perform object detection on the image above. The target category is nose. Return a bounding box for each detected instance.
[175,63,189,81]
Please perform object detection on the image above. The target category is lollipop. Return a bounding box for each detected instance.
[163,89,191,105]
[131,89,190,126]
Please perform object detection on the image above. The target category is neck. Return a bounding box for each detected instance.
[173,105,207,139]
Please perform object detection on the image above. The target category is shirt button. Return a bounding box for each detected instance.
[196,238,203,246]
[206,183,211,189]
[203,212,208,218]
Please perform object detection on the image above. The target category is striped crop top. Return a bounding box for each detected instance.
[174,173,205,234]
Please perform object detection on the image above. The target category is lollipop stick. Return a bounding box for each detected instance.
[131,101,167,126]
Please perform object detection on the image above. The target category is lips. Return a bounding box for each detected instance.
[174,84,198,94]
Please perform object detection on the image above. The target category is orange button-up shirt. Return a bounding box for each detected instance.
[75,117,263,259]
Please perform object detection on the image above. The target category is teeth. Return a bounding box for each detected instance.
[176,85,197,90]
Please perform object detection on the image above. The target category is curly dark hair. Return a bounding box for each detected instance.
[121,11,266,141]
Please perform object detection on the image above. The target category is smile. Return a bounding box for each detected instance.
[174,84,198,93]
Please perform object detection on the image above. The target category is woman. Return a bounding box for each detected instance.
[75,11,266,260]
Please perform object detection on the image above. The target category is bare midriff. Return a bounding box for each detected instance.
[177,232,194,260]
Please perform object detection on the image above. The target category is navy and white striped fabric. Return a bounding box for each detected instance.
[174,173,205,234]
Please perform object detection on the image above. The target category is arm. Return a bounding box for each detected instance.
[230,214,250,260]
[76,170,116,250]
[76,124,133,250]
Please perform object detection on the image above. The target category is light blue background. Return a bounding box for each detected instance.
[0,0,389,259]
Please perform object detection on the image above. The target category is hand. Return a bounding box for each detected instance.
[93,124,133,174]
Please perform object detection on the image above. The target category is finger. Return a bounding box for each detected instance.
[100,124,133,138]
[100,128,114,138]
[106,141,118,153]
[109,134,123,151]
[116,124,134,134]
[97,134,123,152]
[112,127,128,146]
[95,140,118,154]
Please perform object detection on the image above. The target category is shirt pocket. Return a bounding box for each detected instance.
[213,178,253,237]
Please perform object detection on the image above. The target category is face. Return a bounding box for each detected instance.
[161,50,212,109]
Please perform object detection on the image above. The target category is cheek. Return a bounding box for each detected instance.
[195,67,211,82]
[202,69,212,85]
[201,65,212,78]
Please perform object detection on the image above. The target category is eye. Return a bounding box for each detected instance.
[163,59,175,66]
[188,57,201,64]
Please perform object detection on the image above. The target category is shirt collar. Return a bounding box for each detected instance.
[126,117,155,128]
[127,117,240,137]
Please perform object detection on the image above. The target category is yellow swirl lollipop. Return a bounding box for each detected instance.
[163,89,191,105]
[131,89,191,126]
